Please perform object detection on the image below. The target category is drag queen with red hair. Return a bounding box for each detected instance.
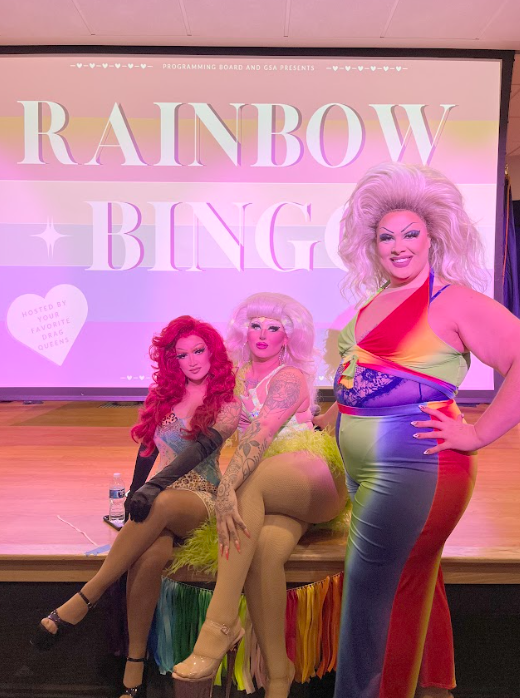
[33,316,240,698]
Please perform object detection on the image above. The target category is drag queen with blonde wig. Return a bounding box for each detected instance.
[174,292,348,698]
[316,162,520,698]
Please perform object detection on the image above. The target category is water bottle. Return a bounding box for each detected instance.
[109,473,126,523]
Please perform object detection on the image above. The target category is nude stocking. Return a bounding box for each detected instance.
[42,489,207,632]
[191,452,345,671]
[121,531,175,694]
[244,514,308,683]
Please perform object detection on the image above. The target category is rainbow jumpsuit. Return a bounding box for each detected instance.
[333,271,477,698]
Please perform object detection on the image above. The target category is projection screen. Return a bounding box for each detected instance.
[0,51,508,399]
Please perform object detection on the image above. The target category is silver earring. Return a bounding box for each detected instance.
[279,345,287,364]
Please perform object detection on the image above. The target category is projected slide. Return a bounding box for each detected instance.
[0,54,502,396]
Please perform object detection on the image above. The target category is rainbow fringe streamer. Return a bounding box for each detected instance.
[149,573,345,691]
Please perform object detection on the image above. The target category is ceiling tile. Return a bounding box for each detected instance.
[0,0,90,36]
[511,57,520,86]
[506,115,520,149]
[288,0,396,38]
[75,0,186,36]
[507,143,520,156]
[480,0,520,41]
[385,0,496,39]
[508,93,520,118]
[186,0,286,38]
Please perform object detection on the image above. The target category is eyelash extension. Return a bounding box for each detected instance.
[250,323,281,331]
[177,347,205,359]
[380,230,420,241]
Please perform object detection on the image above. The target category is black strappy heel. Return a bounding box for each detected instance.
[121,657,147,697]
[30,590,95,651]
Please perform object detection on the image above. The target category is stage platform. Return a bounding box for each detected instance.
[1,400,520,585]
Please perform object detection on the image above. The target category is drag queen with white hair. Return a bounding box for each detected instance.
[317,162,520,698]
[174,292,348,698]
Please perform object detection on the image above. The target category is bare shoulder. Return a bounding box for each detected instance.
[444,284,520,343]
[436,284,498,314]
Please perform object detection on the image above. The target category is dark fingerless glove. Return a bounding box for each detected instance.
[124,444,159,521]
[129,443,159,492]
[127,428,224,522]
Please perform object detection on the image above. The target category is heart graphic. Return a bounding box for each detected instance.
[358,66,364,71]
[127,375,133,380]
[383,66,389,71]
[332,66,338,71]
[396,66,402,71]
[102,63,108,68]
[89,63,95,68]
[6,285,88,366]
[370,66,376,71]
[345,66,351,71]
[140,63,147,69]
[139,375,145,380]
[128,63,134,69]
[76,62,83,68]
[115,63,121,69]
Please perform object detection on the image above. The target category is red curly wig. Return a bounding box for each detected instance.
[131,316,235,455]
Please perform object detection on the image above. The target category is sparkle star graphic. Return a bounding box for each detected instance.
[32,218,68,257]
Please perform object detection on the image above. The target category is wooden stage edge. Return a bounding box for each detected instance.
[1,400,520,585]
[2,549,520,585]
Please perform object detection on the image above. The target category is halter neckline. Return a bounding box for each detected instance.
[245,364,284,395]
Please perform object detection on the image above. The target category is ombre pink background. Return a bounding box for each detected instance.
[0,54,502,393]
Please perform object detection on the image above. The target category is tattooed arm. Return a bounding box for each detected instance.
[211,397,242,441]
[216,366,307,555]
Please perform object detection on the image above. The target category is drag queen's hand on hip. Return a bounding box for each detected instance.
[216,480,250,557]
[412,405,483,455]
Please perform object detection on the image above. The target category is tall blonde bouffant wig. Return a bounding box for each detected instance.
[226,292,318,402]
[339,162,487,298]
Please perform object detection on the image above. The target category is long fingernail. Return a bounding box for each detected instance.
[411,421,418,426]
[244,529,251,538]
[225,548,229,560]
[424,449,430,455]
[413,433,420,439]
[220,544,223,557]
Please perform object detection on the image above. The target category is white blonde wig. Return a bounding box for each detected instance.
[339,162,487,297]
[226,292,318,400]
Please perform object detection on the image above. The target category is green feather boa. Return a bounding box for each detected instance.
[169,430,349,576]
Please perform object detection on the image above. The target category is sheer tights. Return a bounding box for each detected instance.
[40,489,207,694]
[189,452,346,687]
[245,515,308,682]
